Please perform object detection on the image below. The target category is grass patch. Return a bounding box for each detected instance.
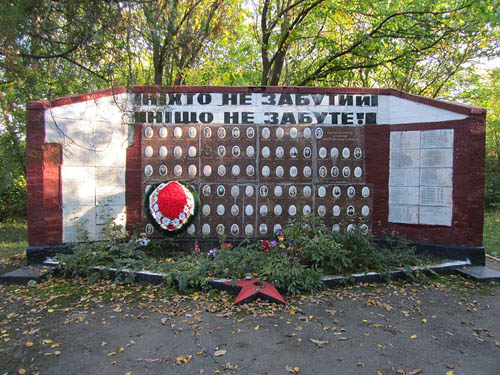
[0,220,27,257]
[484,208,500,257]
[0,220,27,274]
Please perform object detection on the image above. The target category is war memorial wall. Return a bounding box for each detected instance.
[25,86,487,264]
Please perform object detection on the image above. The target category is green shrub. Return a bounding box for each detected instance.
[485,156,500,208]
[57,214,425,294]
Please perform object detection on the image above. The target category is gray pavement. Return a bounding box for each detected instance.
[1,276,499,375]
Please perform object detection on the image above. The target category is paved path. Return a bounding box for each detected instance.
[1,277,499,375]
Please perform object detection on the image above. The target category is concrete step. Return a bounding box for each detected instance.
[0,264,56,285]
[455,266,500,281]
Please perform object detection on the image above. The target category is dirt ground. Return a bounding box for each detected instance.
[1,275,499,375]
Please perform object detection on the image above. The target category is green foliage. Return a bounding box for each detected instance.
[485,157,500,208]
[260,254,324,295]
[446,67,500,208]
[484,208,500,257]
[57,214,424,294]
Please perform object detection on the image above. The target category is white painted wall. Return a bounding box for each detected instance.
[44,93,131,242]
[132,93,467,125]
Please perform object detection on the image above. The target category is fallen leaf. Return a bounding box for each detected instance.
[310,339,328,348]
[108,351,117,356]
[396,369,405,374]
[113,306,122,313]
[408,370,423,375]
[495,340,500,348]
[42,339,53,345]
[410,334,418,339]
[161,318,167,325]
[214,350,226,357]
[446,364,455,369]
[446,371,454,375]
[18,369,26,375]
[175,355,192,365]
[254,325,260,330]
[285,365,300,374]
[25,342,34,347]
[125,372,133,375]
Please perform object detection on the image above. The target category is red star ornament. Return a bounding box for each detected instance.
[221,278,286,305]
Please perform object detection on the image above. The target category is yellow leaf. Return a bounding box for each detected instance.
[410,334,418,339]
[422,319,427,323]
[42,339,53,345]
[18,369,26,375]
[446,371,454,375]
[26,342,34,347]
[108,351,117,356]
[119,347,125,353]
[113,307,122,313]
[214,371,220,374]
[254,325,260,330]
[175,355,193,365]
[125,372,133,375]
[47,309,54,313]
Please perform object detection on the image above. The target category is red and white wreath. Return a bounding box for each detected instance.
[148,181,196,232]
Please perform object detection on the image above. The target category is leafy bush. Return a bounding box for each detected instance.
[57,215,424,294]
[485,156,500,208]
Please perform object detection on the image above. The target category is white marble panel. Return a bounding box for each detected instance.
[421,149,453,168]
[93,94,127,122]
[390,131,421,150]
[389,168,420,187]
[95,139,128,167]
[96,205,127,225]
[420,168,453,187]
[61,166,96,206]
[419,187,453,206]
[62,205,97,242]
[96,191,126,206]
[61,144,96,167]
[421,129,454,149]
[95,223,126,241]
[419,206,452,226]
[45,118,94,146]
[95,167,126,186]
[47,101,97,121]
[389,187,419,205]
[390,150,420,169]
[95,183,125,199]
[388,205,419,224]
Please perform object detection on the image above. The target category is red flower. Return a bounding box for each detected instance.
[157,181,188,219]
